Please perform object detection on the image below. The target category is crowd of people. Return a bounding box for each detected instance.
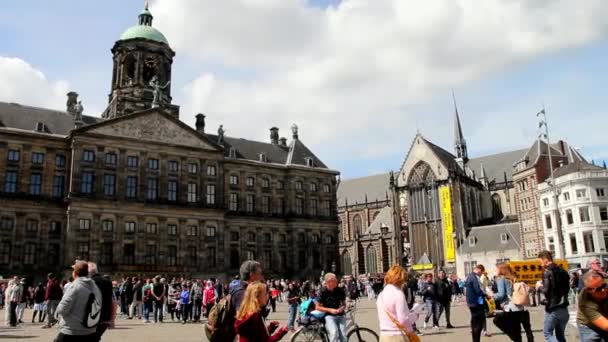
[0,251,606,342]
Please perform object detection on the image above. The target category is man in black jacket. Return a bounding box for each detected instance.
[422,273,439,330]
[538,250,569,342]
[436,270,454,328]
[88,262,113,342]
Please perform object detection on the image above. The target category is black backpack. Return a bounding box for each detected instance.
[551,266,570,299]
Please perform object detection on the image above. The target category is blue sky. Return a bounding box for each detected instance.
[1,0,607,178]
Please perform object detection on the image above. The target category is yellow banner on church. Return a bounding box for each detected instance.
[439,186,456,262]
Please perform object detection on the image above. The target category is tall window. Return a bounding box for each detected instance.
[7,149,20,162]
[261,196,270,214]
[83,150,95,162]
[147,178,158,200]
[230,175,239,185]
[580,207,591,222]
[31,152,44,165]
[167,224,177,236]
[208,247,216,268]
[55,154,66,168]
[77,242,89,260]
[597,188,606,197]
[576,189,587,199]
[563,192,571,201]
[341,251,352,276]
[566,209,574,225]
[309,183,318,192]
[52,175,64,198]
[4,171,18,193]
[262,178,270,189]
[295,181,303,191]
[26,220,38,234]
[206,226,216,237]
[187,226,197,236]
[186,246,197,266]
[168,180,178,202]
[105,153,117,166]
[79,219,90,230]
[353,215,363,235]
[127,156,138,168]
[29,173,42,195]
[188,183,197,203]
[24,243,36,265]
[125,221,136,234]
[309,199,318,216]
[123,244,135,264]
[246,177,255,187]
[295,198,303,215]
[584,232,596,253]
[145,244,157,265]
[206,184,216,205]
[323,184,330,193]
[81,172,94,194]
[101,220,114,232]
[542,198,549,207]
[168,160,179,173]
[544,214,552,229]
[100,243,113,265]
[322,200,331,216]
[0,217,14,231]
[146,223,157,234]
[103,174,116,196]
[49,221,61,237]
[548,236,556,253]
[277,181,284,190]
[126,176,137,199]
[147,158,159,170]
[246,194,255,212]
[167,246,177,266]
[229,193,239,211]
[188,163,198,174]
[0,242,10,265]
[275,198,284,215]
[600,207,608,221]
[263,250,272,270]
[206,165,216,176]
[570,234,578,254]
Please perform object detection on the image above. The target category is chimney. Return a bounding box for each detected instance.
[270,127,279,145]
[195,113,206,134]
[279,137,287,147]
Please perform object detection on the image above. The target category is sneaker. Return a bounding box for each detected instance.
[433,325,440,331]
[446,324,455,329]
[484,332,493,337]
[423,322,427,330]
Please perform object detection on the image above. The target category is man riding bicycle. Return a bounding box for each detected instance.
[315,273,347,342]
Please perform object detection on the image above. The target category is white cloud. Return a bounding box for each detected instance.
[0,56,70,110]
[157,0,608,169]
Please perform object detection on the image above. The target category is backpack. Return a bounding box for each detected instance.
[204,293,233,342]
[551,266,571,300]
[82,292,101,328]
[512,282,530,306]
[299,298,315,318]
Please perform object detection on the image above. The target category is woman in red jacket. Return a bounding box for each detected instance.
[235,282,288,342]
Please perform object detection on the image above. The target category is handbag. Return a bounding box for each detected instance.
[385,309,420,342]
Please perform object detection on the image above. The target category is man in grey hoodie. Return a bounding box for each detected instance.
[54,261,101,342]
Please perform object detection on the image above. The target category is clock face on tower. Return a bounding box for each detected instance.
[143,56,158,82]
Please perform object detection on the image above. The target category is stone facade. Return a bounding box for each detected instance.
[0,6,339,281]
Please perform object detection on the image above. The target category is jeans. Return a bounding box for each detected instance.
[153,300,163,322]
[143,301,152,321]
[193,299,203,321]
[424,299,438,326]
[181,303,192,322]
[288,304,298,330]
[46,300,59,326]
[9,302,17,326]
[54,332,98,342]
[578,324,608,342]
[325,314,347,342]
[470,306,486,342]
[543,307,569,342]
[16,302,26,321]
[129,301,142,318]
[437,301,451,326]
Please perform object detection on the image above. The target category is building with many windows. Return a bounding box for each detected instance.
[538,161,608,268]
[0,5,339,280]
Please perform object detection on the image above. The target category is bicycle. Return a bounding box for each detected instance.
[290,302,378,342]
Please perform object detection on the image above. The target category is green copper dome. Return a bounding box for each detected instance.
[120,25,169,45]
[119,2,169,45]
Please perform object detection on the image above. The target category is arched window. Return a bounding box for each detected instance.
[366,245,378,274]
[492,193,503,221]
[353,214,364,236]
[341,251,352,276]
[122,54,136,86]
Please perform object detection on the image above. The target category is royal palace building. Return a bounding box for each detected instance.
[0,5,339,280]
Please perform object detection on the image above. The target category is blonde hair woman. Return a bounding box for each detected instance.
[377,265,415,342]
[234,282,288,342]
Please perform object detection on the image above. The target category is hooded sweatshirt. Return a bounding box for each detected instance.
[56,277,102,336]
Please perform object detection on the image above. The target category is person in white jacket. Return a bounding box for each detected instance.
[377,265,417,342]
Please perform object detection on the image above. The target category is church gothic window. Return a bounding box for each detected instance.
[353,214,364,236]
[366,245,378,274]
[341,251,352,276]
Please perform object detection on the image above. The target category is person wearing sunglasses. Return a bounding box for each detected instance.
[577,271,608,341]
[587,258,607,278]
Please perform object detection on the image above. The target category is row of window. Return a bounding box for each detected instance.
[228,175,330,193]
[227,193,331,216]
[566,230,608,255]
[227,230,333,244]
[76,219,213,237]
[6,150,67,167]
[542,188,607,207]
[544,206,608,229]
[0,242,61,266]
[0,218,62,235]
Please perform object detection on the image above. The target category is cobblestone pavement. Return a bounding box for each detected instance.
[0,299,580,341]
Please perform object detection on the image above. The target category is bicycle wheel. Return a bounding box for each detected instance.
[291,327,328,342]
[347,327,379,342]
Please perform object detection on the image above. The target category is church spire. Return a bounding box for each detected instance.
[453,91,468,164]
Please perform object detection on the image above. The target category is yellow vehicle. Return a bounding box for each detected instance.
[507,260,569,286]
